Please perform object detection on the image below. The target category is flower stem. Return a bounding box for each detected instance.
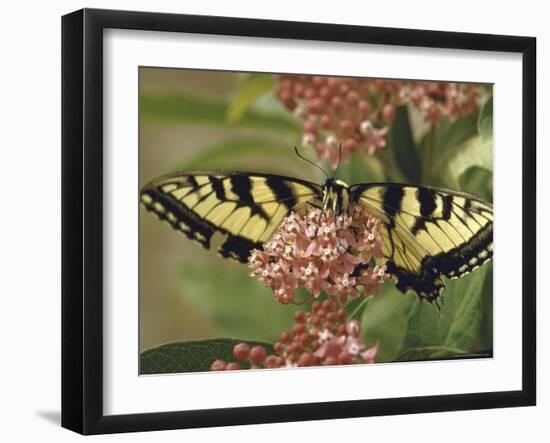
[349,295,373,320]
[293,293,314,305]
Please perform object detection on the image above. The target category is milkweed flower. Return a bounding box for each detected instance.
[210,300,380,371]
[248,205,390,305]
[275,75,398,167]
[399,81,481,125]
[275,75,482,166]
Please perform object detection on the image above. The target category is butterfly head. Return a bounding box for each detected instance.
[293,144,349,214]
[322,178,350,215]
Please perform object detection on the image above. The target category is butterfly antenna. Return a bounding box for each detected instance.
[331,143,343,179]
[294,146,329,179]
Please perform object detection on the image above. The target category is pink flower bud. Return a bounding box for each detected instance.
[249,346,267,365]
[339,119,353,136]
[210,359,226,371]
[233,343,250,361]
[346,320,361,337]
[358,99,370,115]
[382,104,396,122]
[308,98,324,114]
[320,114,333,129]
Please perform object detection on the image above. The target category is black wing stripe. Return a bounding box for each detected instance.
[359,194,445,224]
[209,176,226,201]
[441,195,453,220]
[418,187,437,217]
[411,188,436,234]
[382,186,404,227]
[229,175,270,221]
[188,176,199,189]
[265,176,297,211]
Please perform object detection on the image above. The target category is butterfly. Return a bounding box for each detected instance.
[140,166,493,304]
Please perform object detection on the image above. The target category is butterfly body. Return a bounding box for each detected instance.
[320,178,350,214]
[141,171,492,303]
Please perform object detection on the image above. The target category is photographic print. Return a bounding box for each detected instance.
[139,68,493,375]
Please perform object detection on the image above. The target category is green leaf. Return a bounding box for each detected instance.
[173,137,304,173]
[478,96,493,142]
[360,282,416,363]
[140,94,300,132]
[346,295,373,321]
[419,114,478,186]
[399,265,489,356]
[178,257,301,343]
[226,74,276,122]
[140,338,273,374]
[375,149,407,183]
[422,114,478,162]
[476,262,494,351]
[439,135,492,189]
[459,166,493,201]
[390,106,422,183]
[430,99,492,190]
[344,151,386,185]
[395,346,467,362]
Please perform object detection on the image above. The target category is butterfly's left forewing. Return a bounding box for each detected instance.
[140,172,322,262]
[351,183,493,303]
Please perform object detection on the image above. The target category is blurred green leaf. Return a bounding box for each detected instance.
[395,346,467,362]
[179,258,299,343]
[475,261,493,352]
[174,137,299,171]
[360,282,416,362]
[141,94,300,132]
[249,92,297,119]
[140,338,273,374]
[422,114,478,162]
[428,101,493,190]
[478,96,493,142]
[390,106,422,183]
[439,135,492,189]
[374,149,407,183]
[344,152,386,185]
[399,265,489,356]
[226,74,276,122]
[421,115,478,187]
[459,166,493,201]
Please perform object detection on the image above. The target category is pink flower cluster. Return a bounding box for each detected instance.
[399,81,481,125]
[276,75,398,166]
[275,75,481,167]
[210,300,379,371]
[248,205,390,305]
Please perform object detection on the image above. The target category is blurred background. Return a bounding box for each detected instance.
[139,67,493,366]
[139,68,314,352]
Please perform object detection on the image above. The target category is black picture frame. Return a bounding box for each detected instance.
[61,8,536,435]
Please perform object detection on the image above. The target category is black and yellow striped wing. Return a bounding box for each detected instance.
[351,183,493,303]
[140,171,322,262]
